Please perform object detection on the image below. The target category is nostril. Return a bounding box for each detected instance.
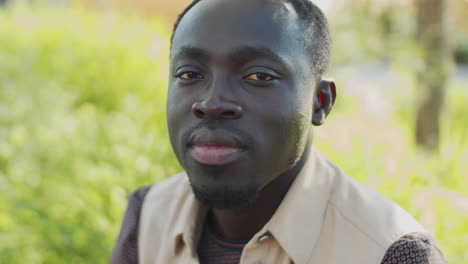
[192,101,242,120]
[223,111,235,117]
[194,109,205,117]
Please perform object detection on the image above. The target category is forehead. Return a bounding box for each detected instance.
[171,0,307,67]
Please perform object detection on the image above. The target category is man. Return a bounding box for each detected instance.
[112,0,446,263]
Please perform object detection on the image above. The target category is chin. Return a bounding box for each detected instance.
[190,181,261,210]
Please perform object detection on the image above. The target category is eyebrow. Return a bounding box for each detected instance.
[172,45,291,69]
[172,45,210,62]
[228,46,290,67]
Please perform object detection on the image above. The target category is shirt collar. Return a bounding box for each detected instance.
[171,177,208,257]
[266,146,333,264]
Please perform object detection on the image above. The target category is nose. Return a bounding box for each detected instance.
[192,99,242,120]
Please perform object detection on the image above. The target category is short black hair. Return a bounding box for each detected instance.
[170,0,332,77]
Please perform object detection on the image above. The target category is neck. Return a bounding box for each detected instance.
[208,142,311,241]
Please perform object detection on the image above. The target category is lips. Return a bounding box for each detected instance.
[187,128,247,166]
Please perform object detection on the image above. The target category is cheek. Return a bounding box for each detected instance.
[166,87,192,151]
[264,89,312,138]
[167,87,192,126]
[279,105,311,160]
[166,99,178,139]
[287,92,314,151]
[251,91,312,165]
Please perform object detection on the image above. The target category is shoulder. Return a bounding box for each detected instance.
[128,185,152,204]
[381,233,447,264]
[111,174,189,264]
[119,172,191,234]
[323,158,426,247]
[139,172,195,232]
[122,173,187,221]
[111,185,152,264]
[143,172,191,204]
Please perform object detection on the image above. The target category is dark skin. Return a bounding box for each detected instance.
[167,0,336,240]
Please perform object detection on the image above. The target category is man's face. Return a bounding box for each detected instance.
[167,0,316,209]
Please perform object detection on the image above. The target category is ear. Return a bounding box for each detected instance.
[312,79,337,126]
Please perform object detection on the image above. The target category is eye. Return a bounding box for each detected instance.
[244,73,278,81]
[177,71,204,80]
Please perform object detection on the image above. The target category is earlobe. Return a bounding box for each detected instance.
[312,79,337,126]
[312,109,326,126]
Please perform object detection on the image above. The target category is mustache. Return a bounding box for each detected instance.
[182,120,255,147]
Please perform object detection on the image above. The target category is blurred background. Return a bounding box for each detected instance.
[0,0,467,263]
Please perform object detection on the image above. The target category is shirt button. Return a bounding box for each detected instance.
[257,233,271,242]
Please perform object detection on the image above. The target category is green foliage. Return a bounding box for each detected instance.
[454,40,468,64]
[1,4,467,264]
[330,1,414,64]
[0,5,179,263]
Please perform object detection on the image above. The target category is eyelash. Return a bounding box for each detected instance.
[176,71,204,80]
[175,71,279,82]
[244,73,278,81]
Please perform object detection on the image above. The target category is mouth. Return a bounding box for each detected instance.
[187,129,247,166]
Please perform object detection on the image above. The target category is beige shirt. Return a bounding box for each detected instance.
[135,146,435,264]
